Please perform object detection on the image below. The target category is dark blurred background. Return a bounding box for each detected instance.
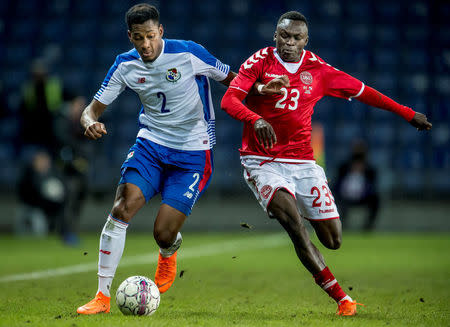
[0,0,448,237]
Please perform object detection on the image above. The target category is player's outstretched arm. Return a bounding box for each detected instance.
[81,99,108,140]
[356,86,432,131]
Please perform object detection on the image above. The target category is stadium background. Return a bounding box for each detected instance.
[0,0,448,232]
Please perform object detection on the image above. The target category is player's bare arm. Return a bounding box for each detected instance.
[80,99,108,140]
[410,112,432,131]
[220,71,237,86]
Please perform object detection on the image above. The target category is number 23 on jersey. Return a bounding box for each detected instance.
[275,87,300,111]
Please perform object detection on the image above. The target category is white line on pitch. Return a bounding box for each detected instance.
[0,234,287,283]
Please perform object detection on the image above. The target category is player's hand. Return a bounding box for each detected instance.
[84,122,107,140]
[260,75,290,95]
[254,119,277,149]
[409,112,432,131]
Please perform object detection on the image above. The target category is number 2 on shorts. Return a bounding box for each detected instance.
[189,173,200,192]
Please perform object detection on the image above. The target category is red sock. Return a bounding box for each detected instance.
[313,267,347,303]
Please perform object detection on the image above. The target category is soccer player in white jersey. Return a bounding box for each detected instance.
[76,3,239,314]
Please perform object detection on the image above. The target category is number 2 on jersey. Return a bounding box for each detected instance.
[157,92,170,113]
[275,88,300,110]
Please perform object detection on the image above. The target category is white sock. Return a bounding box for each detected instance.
[160,232,182,258]
[339,295,353,303]
[97,215,128,297]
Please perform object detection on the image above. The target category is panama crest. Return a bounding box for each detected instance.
[166,68,181,82]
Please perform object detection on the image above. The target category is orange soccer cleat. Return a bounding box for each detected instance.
[155,251,178,294]
[76,291,111,315]
[336,299,364,316]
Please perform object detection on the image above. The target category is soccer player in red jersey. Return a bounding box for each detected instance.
[221,11,432,316]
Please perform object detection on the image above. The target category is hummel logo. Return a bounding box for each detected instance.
[265,72,282,78]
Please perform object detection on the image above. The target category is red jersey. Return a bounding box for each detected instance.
[228,47,364,160]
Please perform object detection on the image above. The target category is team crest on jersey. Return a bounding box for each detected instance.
[166,68,181,82]
[300,71,313,85]
[260,185,273,199]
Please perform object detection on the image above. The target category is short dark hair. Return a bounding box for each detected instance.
[125,3,160,30]
[277,11,308,27]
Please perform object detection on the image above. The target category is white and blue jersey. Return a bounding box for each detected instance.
[94,39,230,151]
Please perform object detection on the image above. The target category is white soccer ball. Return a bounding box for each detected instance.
[115,275,160,316]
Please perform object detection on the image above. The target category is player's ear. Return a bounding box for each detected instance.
[305,36,309,47]
[159,24,164,38]
[273,31,277,41]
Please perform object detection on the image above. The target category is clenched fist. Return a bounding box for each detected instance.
[84,122,107,140]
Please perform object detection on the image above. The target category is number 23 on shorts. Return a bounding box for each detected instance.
[311,184,335,208]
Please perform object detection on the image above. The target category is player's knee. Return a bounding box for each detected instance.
[153,228,176,249]
[325,235,342,250]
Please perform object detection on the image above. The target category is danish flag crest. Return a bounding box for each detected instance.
[300,71,313,85]
[260,185,273,199]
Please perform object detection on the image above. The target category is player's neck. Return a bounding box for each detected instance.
[274,48,303,64]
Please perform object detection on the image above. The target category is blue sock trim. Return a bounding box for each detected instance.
[108,213,129,226]
[162,198,191,216]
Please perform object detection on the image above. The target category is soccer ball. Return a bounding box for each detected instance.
[115,275,160,316]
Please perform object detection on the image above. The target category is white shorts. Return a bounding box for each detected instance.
[241,156,340,221]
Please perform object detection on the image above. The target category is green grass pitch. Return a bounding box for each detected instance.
[0,231,448,326]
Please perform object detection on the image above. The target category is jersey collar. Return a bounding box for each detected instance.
[273,49,306,74]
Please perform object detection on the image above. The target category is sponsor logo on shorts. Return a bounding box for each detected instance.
[126,151,134,160]
[300,71,313,85]
[260,185,273,199]
[183,191,193,199]
[319,208,335,214]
